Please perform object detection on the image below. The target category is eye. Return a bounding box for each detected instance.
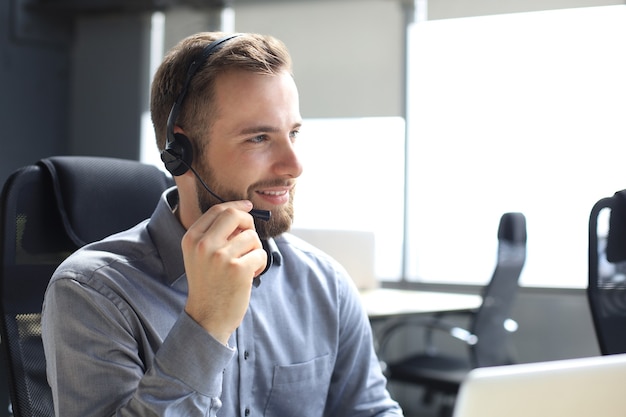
[248,134,268,144]
[289,130,299,142]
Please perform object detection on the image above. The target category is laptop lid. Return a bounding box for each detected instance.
[453,353,626,417]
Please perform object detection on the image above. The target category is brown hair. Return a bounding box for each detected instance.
[150,32,293,152]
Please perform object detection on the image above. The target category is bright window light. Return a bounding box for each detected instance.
[140,12,166,170]
[292,117,405,280]
[406,6,626,288]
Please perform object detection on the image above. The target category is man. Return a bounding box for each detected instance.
[42,31,403,416]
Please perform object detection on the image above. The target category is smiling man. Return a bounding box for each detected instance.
[42,32,403,417]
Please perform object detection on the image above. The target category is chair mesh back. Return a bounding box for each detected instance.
[471,212,527,367]
[588,193,626,355]
[0,157,173,417]
[3,314,54,417]
[1,165,67,417]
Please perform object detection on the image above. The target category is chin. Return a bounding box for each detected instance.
[255,208,293,239]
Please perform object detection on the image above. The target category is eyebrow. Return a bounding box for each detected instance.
[238,122,302,136]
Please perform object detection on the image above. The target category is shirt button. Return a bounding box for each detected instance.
[244,350,249,360]
[245,407,250,416]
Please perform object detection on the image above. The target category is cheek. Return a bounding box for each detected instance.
[216,155,264,190]
[205,143,270,190]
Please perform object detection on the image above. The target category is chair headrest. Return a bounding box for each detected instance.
[607,189,626,263]
[39,156,173,247]
[497,212,527,244]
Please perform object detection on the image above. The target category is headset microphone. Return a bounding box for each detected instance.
[160,33,271,222]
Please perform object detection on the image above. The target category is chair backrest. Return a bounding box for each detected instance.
[588,190,626,355]
[0,156,173,417]
[470,212,527,367]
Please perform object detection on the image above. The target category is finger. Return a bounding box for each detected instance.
[209,227,265,279]
[227,228,264,263]
[190,200,254,235]
[186,201,255,244]
[182,206,261,273]
[242,246,268,278]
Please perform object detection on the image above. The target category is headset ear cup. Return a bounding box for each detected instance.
[160,133,194,176]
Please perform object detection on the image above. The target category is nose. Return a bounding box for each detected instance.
[273,136,303,179]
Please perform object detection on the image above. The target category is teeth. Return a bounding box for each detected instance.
[261,190,286,196]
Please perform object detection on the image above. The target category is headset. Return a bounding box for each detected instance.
[159,33,271,223]
[161,34,241,177]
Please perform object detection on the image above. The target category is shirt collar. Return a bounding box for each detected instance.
[147,187,186,285]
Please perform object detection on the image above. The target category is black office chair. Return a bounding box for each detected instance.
[378,212,527,416]
[0,156,173,417]
[588,190,626,355]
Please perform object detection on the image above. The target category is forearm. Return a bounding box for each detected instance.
[42,279,235,417]
[119,314,234,417]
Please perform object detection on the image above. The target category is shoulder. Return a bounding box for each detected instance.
[50,220,158,287]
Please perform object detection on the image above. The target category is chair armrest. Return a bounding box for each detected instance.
[375,311,520,360]
[422,316,518,348]
[375,314,477,359]
[449,326,478,345]
[503,318,519,332]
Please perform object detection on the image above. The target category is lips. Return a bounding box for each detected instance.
[255,186,292,205]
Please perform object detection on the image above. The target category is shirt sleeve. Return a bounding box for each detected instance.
[325,276,404,417]
[42,275,236,417]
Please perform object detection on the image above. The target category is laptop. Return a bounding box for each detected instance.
[453,353,626,417]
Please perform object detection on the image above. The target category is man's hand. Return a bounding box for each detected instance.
[181,200,267,345]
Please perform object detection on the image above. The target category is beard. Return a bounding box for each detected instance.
[194,163,295,239]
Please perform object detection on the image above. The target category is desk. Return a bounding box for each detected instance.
[360,288,482,320]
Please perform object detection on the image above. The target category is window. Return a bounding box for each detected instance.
[291,117,405,280]
[405,5,626,287]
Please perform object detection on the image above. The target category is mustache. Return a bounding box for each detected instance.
[250,178,297,189]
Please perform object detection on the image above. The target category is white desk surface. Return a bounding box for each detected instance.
[359,288,482,319]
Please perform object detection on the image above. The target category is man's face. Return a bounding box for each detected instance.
[194,69,303,239]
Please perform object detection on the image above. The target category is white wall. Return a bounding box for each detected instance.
[233,0,406,119]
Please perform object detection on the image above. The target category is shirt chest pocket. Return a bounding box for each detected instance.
[264,354,331,417]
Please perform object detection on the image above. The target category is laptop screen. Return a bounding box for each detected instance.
[453,354,626,417]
